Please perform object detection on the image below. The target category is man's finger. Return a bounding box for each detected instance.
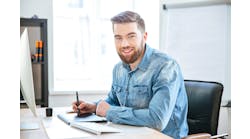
[78,102,87,109]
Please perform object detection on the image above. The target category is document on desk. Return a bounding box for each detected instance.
[44,115,93,139]
[57,113,122,135]
[57,113,107,125]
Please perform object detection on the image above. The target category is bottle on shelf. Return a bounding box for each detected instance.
[34,40,43,62]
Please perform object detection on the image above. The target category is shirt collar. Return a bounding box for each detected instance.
[137,44,152,71]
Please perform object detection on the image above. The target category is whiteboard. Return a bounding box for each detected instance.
[160,4,231,102]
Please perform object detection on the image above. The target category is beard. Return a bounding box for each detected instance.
[118,40,145,64]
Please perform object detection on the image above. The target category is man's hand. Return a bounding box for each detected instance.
[96,100,110,117]
[72,100,96,116]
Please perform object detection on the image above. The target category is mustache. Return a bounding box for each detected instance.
[121,46,133,50]
[122,46,130,49]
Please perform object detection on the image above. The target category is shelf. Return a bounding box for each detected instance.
[20,18,48,107]
[32,61,45,64]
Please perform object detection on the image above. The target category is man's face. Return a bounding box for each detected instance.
[113,22,147,64]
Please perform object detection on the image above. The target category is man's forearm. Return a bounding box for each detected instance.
[106,105,171,131]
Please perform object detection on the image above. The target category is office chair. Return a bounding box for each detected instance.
[182,80,228,139]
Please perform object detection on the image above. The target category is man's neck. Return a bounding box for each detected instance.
[129,61,139,71]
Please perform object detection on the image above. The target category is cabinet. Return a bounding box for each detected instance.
[20,18,48,107]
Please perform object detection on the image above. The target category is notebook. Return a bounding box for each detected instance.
[57,113,107,125]
[70,122,122,135]
[57,113,122,135]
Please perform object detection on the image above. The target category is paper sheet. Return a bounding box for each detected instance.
[43,115,92,139]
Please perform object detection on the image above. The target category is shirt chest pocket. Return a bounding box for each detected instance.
[129,86,151,108]
[112,85,126,106]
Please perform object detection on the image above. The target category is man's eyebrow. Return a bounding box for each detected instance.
[127,32,137,36]
[114,34,121,38]
[114,32,137,37]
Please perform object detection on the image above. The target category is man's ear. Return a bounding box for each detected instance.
[143,32,148,41]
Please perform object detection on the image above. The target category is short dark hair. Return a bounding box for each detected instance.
[111,11,145,33]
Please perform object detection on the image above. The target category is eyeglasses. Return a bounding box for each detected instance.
[114,33,138,44]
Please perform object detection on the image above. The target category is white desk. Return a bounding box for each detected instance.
[20,107,173,139]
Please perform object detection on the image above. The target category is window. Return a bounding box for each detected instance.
[53,0,159,92]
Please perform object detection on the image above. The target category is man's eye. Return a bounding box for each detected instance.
[128,35,136,39]
[115,37,122,40]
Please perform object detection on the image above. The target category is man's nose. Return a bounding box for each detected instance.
[120,38,129,47]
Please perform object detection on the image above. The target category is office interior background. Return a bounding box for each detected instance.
[19,0,231,138]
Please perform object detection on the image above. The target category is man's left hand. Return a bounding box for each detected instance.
[96,100,110,117]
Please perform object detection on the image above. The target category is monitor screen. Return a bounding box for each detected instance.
[20,28,37,117]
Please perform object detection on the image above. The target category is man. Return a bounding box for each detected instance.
[72,11,188,139]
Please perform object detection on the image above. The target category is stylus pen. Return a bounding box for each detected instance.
[76,91,80,116]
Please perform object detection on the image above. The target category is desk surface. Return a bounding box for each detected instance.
[20,107,172,139]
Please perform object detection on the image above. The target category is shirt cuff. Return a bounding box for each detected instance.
[106,105,120,122]
[94,100,102,106]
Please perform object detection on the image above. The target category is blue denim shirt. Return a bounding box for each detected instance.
[105,44,188,139]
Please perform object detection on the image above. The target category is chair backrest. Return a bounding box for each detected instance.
[184,80,223,136]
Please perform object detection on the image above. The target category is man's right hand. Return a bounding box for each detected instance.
[72,100,97,115]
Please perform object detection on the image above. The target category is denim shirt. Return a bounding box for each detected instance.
[105,44,189,139]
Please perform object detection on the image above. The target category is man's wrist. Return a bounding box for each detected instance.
[90,103,97,113]
[93,100,102,113]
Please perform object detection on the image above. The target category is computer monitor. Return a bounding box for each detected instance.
[20,28,39,129]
